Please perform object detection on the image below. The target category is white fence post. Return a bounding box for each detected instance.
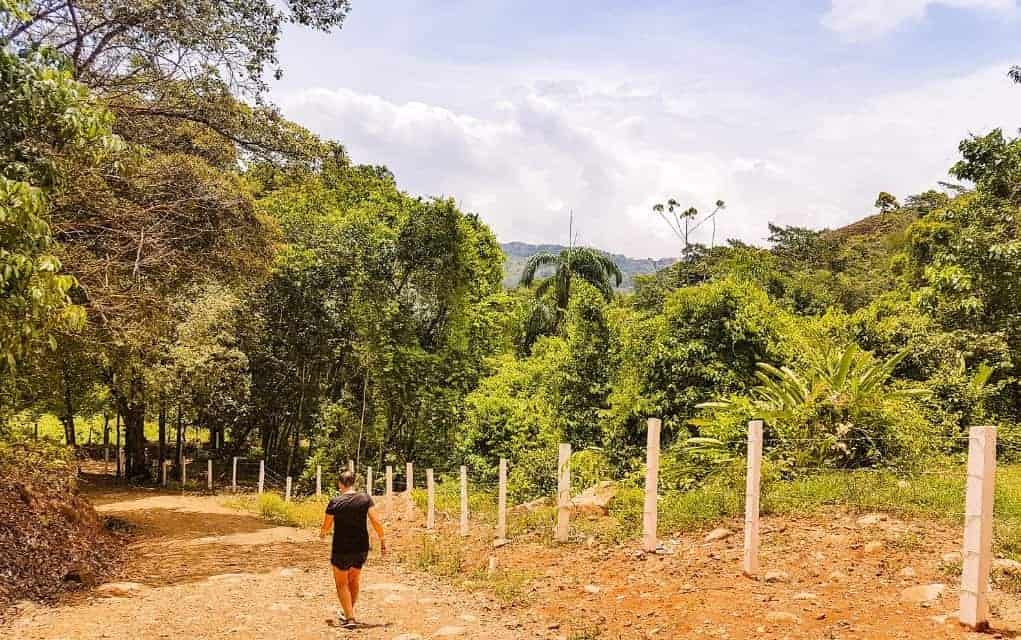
[161,460,168,487]
[460,465,469,536]
[207,459,213,491]
[960,425,997,631]
[426,469,435,530]
[181,457,187,488]
[367,466,373,497]
[232,457,238,491]
[258,460,265,495]
[316,465,322,497]
[556,443,571,543]
[497,458,508,541]
[348,459,354,473]
[643,418,662,553]
[285,476,292,502]
[743,419,764,576]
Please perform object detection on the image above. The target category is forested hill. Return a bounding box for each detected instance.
[501,241,676,290]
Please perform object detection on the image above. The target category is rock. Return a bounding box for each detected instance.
[434,626,466,637]
[765,611,800,625]
[764,570,790,583]
[863,540,884,554]
[900,583,945,604]
[584,584,602,594]
[279,568,299,577]
[95,582,150,598]
[384,594,403,604]
[856,514,886,527]
[940,552,962,565]
[792,592,818,600]
[493,538,510,549]
[898,567,917,578]
[511,496,552,513]
[63,564,99,586]
[571,481,617,516]
[459,614,478,623]
[993,558,1021,576]
[828,571,848,582]
[704,528,733,543]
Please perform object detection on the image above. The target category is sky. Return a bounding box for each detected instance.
[270,0,1021,258]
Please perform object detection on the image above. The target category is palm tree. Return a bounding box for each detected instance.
[519,246,623,349]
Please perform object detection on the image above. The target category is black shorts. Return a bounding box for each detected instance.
[331,551,368,570]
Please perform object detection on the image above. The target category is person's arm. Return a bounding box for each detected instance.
[319,513,334,539]
[367,506,387,555]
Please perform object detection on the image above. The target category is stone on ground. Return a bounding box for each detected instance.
[765,611,800,625]
[863,540,884,554]
[764,570,789,583]
[704,528,733,542]
[570,481,617,516]
[434,625,466,637]
[900,583,945,604]
[95,582,150,598]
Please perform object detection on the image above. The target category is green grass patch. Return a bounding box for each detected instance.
[224,493,328,528]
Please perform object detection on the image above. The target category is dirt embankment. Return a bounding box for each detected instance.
[0,445,124,612]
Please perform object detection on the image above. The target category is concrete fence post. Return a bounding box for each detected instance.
[161,460,168,487]
[460,465,469,536]
[367,466,373,497]
[316,465,322,497]
[348,459,354,473]
[643,418,662,553]
[743,419,764,576]
[497,458,508,541]
[960,425,997,631]
[232,457,238,491]
[258,460,265,495]
[426,469,435,530]
[207,459,213,492]
[556,443,571,543]
[181,457,187,488]
[285,476,292,502]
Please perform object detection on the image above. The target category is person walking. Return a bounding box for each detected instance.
[319,469,387,629]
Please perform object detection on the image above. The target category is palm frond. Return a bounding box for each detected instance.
[519,252,559,287]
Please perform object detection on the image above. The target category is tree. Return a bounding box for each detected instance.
[652,198,726,255]
[874,191,899,215]
[518,247,622,349]
[0,43,119,372]
[2,0,350,162]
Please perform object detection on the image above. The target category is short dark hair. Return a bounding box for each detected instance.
[338,470,356,488]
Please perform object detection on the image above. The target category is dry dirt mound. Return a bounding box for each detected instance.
[0,441,123,611]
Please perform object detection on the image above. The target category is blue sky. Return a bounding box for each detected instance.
[270,1,1021,257]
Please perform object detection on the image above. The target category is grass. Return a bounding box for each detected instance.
[227,464,1021,562]
[8,411,197,446]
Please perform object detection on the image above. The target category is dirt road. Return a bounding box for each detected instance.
[3,491,538,640]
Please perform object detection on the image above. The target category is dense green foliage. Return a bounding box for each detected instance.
[4,0,1021,506]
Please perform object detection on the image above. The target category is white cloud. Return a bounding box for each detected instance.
[822,0,1015,40]
[278,63,1021,258]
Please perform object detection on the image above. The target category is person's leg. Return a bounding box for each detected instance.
[347,567,362,608]
[331,565,354,621]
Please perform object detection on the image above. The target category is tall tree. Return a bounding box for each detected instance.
[519,247,622,350]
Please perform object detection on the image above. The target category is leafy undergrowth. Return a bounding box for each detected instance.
[0,440,123,612]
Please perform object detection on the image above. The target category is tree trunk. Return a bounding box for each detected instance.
[175,404,183,481]
[158,401,167,469]
[118,373,147,479]
[115,413,121,479]
[102,413,110,446]
[60,360,76,447]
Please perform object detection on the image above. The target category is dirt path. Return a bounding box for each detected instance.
[3,491,539,640]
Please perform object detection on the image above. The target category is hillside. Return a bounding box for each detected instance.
[501,241,676,290]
